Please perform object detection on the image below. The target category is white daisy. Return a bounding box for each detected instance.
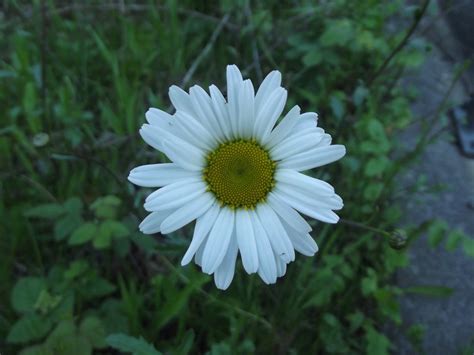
[128,65,346,290]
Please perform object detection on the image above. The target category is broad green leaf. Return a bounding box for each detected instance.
[320,19,354,46]
[404,285,454,298]
[19,344,51,355]
[93,223,113,249]
[302,49,323,67]
[69,223,97,245]
[79,316,107,348]
[364,157,389,177]
[90,195,121,220]
[462,237,474,258]
[54,214,83,241]
[11,277,46,313]
[100,220,129,239]
[7,314,52,344]
[34,290,62,314]
[84,277,116,298]
[366,325,391,355]
[24,204,64,219]
[106,333,162,355]
[445,230,463,251]
[427,220,448,247]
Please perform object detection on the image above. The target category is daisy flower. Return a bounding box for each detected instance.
[128,65,346,290]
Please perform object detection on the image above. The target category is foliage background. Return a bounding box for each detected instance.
[1,0,473,354]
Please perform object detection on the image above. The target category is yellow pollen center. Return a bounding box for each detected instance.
[203,140,276,209]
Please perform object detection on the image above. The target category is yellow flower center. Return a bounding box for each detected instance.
[203,140,276,209]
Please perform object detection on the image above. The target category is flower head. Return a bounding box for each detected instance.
[128,65,346,289]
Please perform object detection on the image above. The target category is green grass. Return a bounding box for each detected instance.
[1,0,472,354]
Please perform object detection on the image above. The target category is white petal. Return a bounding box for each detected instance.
[273,187,340,224]
[128,163,199,188]
[277,183,343,210]
[255,70,282,115]
[175,110,216,151]
[226,65,244,138]
[209,84,232,141]
[264,105,300,147]
[145,108,173,128]
[279,145,346,171]
[235,209,258,274]
[267,193,312,234]
[144,178,206,211]
[139,124,175,152]
[201,207,235,274]
[294,112,318,130]
[274,251,287,277]
[237,79,255,138]
[250,213,277,284]
[253,88,287,142]
[169,85,193,114]
[161,138,205,171]
[281,219,318,256]
[194,237,206,267]
[214,234,238,290]
[270,128,324,161]
[256,204,295,263]
[160,192,214,234]
[138,210,174,234]
[181,202,220,266]
[275,169,335,196]
[189,85,224,142]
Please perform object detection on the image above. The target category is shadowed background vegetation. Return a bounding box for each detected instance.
[1,0,473,354]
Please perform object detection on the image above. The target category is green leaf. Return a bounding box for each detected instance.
[462,237,474,258]
[404,285,454,298]
[320,19,354,46]
[84,277,116,298]
[19,344,51,355]
[93,223,113,249]
[7,314,52,344]
[90,195,121,220]
[101,220,130,239]
[364,157,389,177]
[24,204,64,219]
[445,230,463,251]
[54,214,83,241]
[427,220,448,247]
[69,223,97,245]
[302,49,323,67]
[11,277,46,313]
[79,316,107,348]
[366,325,391,355]
[106,333,162,355]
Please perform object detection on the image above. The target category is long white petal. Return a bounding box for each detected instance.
[253,88,287,142]
[194,236,207,267]
[201,207,235,274]
[273,187,340,224]
[144,178,206,211]
[189,85,224,142]
[279,145,346,171]
[145,108,173,128]
[160,192,214,234]
[251,213,277,284]
[256,204,295,263]
[275,169,335,196]
[270,129,324,161]
[293,112,318,131]
[274,251,287,277]
[235,209,258,274]
[281,219,318,256]
[209,84,232,141]
[226,65,244,138]
[161,138,205,171]
[181,202,220,266]
[237,79,255,138]
[169,85,193,114]
[128,163,199,188]
[175,110,216,151]
[255,70,282,115]
[264,105,300,147]
[138,210,175,234]
[267,193,312,233]
[139,124,175,152]
[214,234,238,290]
[277,183,343,210]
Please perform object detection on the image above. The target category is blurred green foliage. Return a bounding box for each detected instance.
[1,0,473,354]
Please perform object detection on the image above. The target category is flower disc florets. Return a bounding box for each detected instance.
[203,139,276,209]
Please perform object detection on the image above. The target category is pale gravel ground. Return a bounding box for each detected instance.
[393,1,474,354]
